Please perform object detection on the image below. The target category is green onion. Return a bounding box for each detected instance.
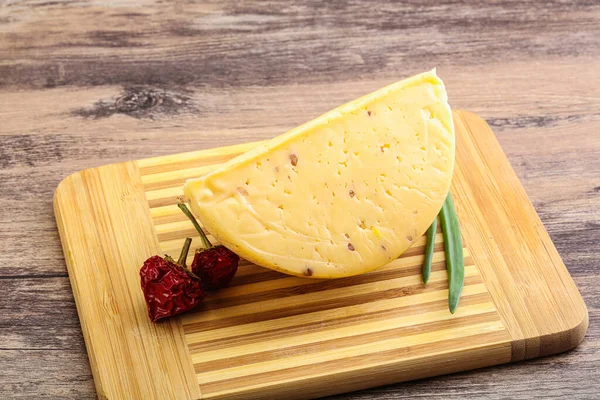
[439,193,464,313]
[422,218,437,285]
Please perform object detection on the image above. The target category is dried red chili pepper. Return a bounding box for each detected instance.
[178,202,240,290]
[192,245,240,290]
[139,238,205,322]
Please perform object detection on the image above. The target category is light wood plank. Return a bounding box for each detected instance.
[181,264,479,325]
[54,162,201,400]
[200,323,510,399]
[452,112,589,360]
[192,302,500,370]
[185,284,490,347]
[201,332,512,399]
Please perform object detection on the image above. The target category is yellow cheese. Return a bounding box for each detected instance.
[184,70,454,279]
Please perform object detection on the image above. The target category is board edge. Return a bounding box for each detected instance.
[454,110,589,362]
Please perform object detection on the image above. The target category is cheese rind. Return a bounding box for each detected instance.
[184,70,454,278]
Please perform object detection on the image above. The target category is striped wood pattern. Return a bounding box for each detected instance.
[138,125,508,399]
[53,111,587,400]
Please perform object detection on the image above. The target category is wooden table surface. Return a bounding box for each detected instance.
[1,1,598,398]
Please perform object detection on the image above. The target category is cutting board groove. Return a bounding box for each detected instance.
[54,111,587,400]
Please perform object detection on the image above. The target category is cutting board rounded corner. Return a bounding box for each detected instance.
[54,161,140,208]
[536,298,588,359]
[54,169,81,210]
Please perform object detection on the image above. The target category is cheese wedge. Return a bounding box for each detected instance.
[184,70,454,278]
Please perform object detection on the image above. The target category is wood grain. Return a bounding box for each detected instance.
[51,111,585,399]
[53,163,201,400]
[1,0,599,399]
[453,112,588,360]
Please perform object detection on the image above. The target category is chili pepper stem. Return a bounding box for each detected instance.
[177,237,192,267]
[178,201,213,249]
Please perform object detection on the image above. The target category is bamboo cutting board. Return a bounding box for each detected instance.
[54,111,588,400]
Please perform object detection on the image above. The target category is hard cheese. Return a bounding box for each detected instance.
[184,70,455,278]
